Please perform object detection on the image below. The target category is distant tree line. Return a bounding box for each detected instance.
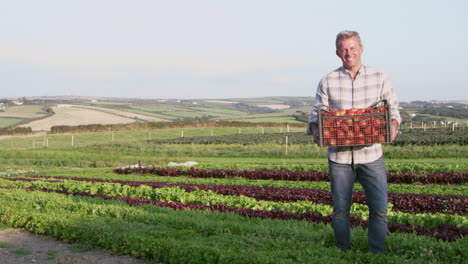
[176,115,216,121]
[420,106,468,119]
[232,103,277,114]
[283,98,314,107]
[0,127,32,136]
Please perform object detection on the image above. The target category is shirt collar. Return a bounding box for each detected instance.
[340,65,366,77]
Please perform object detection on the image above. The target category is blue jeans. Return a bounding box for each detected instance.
[328,156,388,253]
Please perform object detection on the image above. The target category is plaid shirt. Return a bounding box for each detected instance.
[309,65,401,164]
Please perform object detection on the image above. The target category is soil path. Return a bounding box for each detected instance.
[0,228,151,264]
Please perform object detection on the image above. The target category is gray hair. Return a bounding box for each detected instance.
[336,30,362,49]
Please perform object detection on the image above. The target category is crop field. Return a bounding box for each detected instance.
[0,123,466,263]
[0,105,47,118]
[234,116,304,123]
[128,104,253,120]
[16,105,169,132]
[70,105,169,122]
[0,117,23,128]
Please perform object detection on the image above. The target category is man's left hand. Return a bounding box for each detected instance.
[391,119,399,141]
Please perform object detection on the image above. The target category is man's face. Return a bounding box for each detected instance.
[336,36,363,70]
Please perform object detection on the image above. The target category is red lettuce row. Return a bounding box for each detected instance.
[15,176,468,216]
[1,186,465,242]
[113,166,468,184]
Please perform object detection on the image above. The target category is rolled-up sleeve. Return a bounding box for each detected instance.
[381,74,401,124]
[309,78,329,124]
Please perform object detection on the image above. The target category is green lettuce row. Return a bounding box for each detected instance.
[1,178,466,228]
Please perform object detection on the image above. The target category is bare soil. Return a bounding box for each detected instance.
[0,228,151,264]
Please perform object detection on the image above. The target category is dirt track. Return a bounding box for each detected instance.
[0,228,149,264]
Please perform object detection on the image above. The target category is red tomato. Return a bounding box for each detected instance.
[337,130,345,138]
[357,118,366,127]
[377,106,387,112]
[328,138,337,146]
[355,137,365,145]
[364,126,372,135]
[373,118,382,126]
[346,108,357,115]
[376,135,386,143]
[335,119,343,127]
[337,110,347,116]
[355,109,365,115]
[353,125,361,133]
[366,107,375,114]
[323,119,334,127]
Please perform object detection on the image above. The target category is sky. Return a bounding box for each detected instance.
[1,0,467,102]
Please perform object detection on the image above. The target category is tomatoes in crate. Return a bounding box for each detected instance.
[319,101,390,147]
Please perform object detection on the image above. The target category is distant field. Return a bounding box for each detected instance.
[87,101,131,106]
[0,105,47,118]
[69,105,168,122]
[18,105,139,131]
[129,105,186,112]
[185,106,248,116]
[116,108,178,119]
[0,118,23,128]
[231,116,304,124]
[128,104,250,120]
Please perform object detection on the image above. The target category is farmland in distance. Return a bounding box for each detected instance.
[0,96,466,263]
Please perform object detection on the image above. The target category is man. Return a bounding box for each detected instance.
[308,30,401,253]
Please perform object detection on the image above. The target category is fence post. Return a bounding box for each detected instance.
[71,135,74,146]
[181,130,184,138]
[238,128,241,134]
[285,136,289,155]
[111,132,115,142]
[32,139,35,149]
[211,130,214,136]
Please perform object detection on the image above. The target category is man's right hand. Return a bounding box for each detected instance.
[307,123,320,145]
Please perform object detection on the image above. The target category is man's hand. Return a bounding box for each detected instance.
[391,119,399,141]
[307,122,320,145]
